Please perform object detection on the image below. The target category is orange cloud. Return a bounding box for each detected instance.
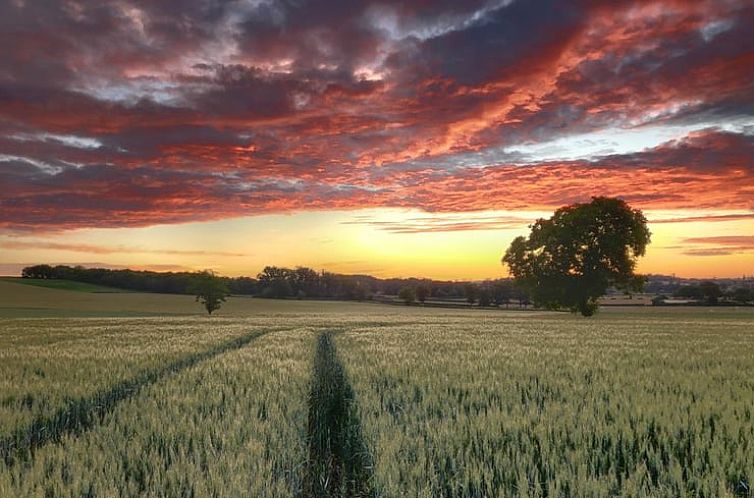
[679,235,754,256]
[0,0,751,232]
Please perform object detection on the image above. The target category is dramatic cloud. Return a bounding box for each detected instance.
[1,0,752,231]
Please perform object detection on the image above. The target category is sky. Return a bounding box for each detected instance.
[0,0,753,280]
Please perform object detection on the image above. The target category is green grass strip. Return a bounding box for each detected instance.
[0,277,129,293]
[0,329,272,466]
[302,332,375,498]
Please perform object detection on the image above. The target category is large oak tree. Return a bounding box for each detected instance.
[503,197,651,316]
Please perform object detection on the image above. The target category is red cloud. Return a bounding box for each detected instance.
[0,0,752,231]
[1,129,751,231]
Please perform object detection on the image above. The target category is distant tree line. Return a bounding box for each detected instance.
[254,266,531,304]
[397,280,531,308]
[21,264,255,295]
[21,264,752,308]
[668,281,753,305]
[255,266,369,300]
[20,264,533,305]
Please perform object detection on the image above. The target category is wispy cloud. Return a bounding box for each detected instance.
[0,241,245,257]
[680,235,754,256]
[651,213,754,224]
[342,214,533,233]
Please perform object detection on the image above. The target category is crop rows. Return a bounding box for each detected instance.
[0,327,315,497]
[2,309,753,497]
[0,327,275,465]
[338,312,754,497]
[0,317,275,439]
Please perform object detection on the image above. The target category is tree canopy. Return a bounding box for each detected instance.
[415,283,431,304]
[502,197,651,316]
[398,286,416,305]
[464,283,479,305]
[190,270,230,315]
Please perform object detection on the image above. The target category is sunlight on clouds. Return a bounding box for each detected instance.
[504,117,754,163]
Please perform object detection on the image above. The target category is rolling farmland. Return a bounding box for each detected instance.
[0,281,753,497]
[5,1,752,496]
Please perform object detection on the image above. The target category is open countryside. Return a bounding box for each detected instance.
[2,0,754,496]
[1,279,753,497]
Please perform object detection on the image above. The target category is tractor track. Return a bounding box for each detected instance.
[1,328,274,466]
[301,332,375,498]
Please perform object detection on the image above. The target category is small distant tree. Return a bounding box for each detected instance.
[676,282,724,305]
[398,286,416,305]
[22,264,55,279]
[464,283,479,305]
[478,286,492,307]
[257,266,293,299]
[674,285,703,300]
[492,281,513,308]
[415,283,431,304]
[352,282,369,301]
[229,276,258,295]
[731,287,753,305]
[190,270,230,315]
[290,266,319,297]
[503,197,651,316]
[336,279,368,301]
[698,281,722,305]
[514,286,531,308]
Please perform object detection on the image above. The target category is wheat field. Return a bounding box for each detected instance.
[1,281,752,497]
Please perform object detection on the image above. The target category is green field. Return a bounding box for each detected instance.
[0,277,130,293]
[0,281,753,497]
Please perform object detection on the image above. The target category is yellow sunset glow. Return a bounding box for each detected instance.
[2,209,752,280]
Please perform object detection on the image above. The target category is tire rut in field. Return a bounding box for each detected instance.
[302,332,375,498]
[0,329,272,466]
